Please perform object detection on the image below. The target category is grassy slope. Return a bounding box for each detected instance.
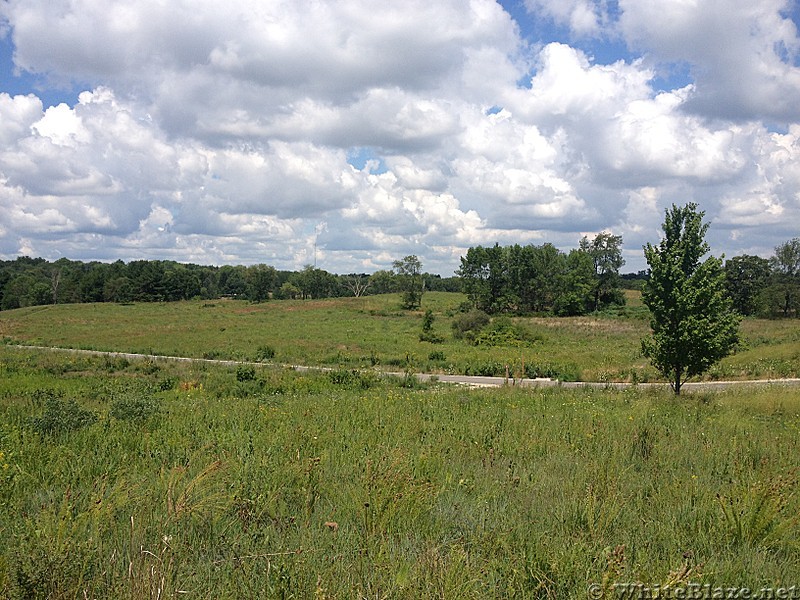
[1,291,797,382]
[0,347,798,598]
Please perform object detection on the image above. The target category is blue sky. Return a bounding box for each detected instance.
[1,0,799,274]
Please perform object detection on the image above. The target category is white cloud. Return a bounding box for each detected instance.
[619,0,800,121]
[524,0,609,37]
[1,0,799,273]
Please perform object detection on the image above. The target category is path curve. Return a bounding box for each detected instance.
[9,344,800,392]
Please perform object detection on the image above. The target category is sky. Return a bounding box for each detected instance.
[1,0,799,275]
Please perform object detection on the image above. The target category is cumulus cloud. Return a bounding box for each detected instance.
[619,0,800,122]
[0,0,799,273]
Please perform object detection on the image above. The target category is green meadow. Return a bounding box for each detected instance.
[1,295,799,598]
[1,291,798,382]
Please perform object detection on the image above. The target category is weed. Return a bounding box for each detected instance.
[236,365,256,382]
[716,473,799,549]
[631,423,656,461]
[428,350,446,362]
[255,345,276,361]
[30,395,97,437]
[109,395,161,424]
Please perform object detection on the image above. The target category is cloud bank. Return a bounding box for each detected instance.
[1,0,799,273]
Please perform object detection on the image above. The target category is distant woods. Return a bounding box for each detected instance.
[0,258,459,310]
[1,236,798,319]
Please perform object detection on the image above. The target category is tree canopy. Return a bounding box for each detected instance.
[457,235,626,316]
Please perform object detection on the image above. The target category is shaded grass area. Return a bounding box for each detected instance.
[1,347,798,598]
[0,292,797,382]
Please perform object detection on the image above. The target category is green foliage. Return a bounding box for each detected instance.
[236,365,257,381]
[419,309,444,343]
[471,317,539,348]
[327,368,379,389]
[458,236,625,315]
[642,203,741,394]
[392,255,424,310]
[255,344,276,361]
[427,350,446,362]
[725,254,771,316]
[30,394,98,436]
[451,309,490,341]
[580,232,626,312]
[763,238,800,318]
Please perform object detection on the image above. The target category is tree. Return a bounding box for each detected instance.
[766,238,800,317]
[580,232,626,311]
[724,254,771,316]
[246,264,277,302]
[457,244,508,313]
[553,249,595,316]
[392,255,424,310]
[293,266,337,299]
[641,203,740,395]
[342,274,371,298]
[368,270,397,295]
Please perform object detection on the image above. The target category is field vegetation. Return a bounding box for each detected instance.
[1,346,799,598]
[1,291,798,383]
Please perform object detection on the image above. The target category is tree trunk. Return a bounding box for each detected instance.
[672,368,683,395]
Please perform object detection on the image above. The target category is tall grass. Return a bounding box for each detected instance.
[1,347,798,598]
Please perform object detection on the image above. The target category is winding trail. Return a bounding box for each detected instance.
[9,344,800,392]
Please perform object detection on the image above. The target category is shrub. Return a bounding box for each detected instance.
[328,369,378,389]
[30,396,97,436]
[255,345,276,361]
[523,362,581,382]
[420,310,445,343]
[451,309,490,340]
[472,317,541,348]
[419,332,445,343]
[463,361,505,377]
[236,365,257,382]
[428,350,446,362]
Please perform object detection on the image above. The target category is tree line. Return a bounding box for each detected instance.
[457,233,627,316]
[724,239,800,317]
[0,257,459,311]
[1,237,797,319]
[457,235,800,319]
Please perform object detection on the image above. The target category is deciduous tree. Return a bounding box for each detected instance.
[641,203,740,395]
[393,255,424,310]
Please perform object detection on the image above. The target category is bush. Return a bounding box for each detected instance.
[236,365,257,382]
[30,396,97,436]
[420,310,445,343]
[255,345,276,361]
[451,309,490,341]
[523,362,581,382]
[419,332,445,343]
[472,317,541,348]
[328,369,379,389]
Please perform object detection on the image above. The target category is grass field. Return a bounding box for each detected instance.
[0,346,799,598]
[1,292,798,383]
